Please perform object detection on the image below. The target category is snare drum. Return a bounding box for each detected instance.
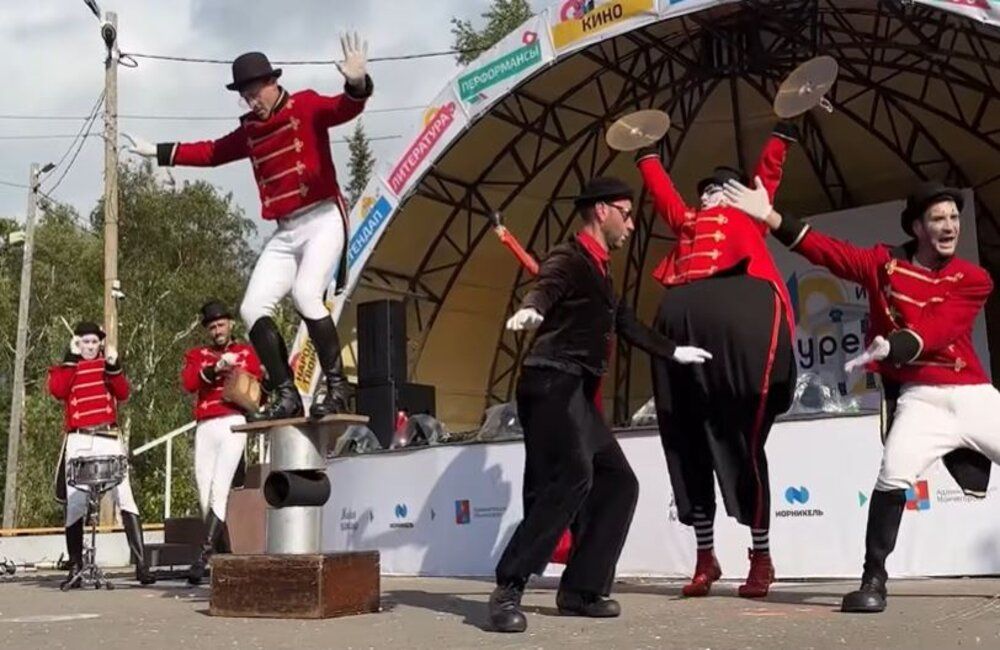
[67,455,127,490]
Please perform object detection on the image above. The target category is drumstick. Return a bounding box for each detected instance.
[488,212,539,276]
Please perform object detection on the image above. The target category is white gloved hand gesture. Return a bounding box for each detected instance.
[335,32,368,88]
[104,345,118,366]
[122,133,156,158]
[722,176,772,221]
[506,307,544,331]
[216,352,239,373]
[70,336,82,355]
[672,346,713,365]
[844,335,890,373]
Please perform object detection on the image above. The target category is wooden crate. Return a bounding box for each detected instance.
[210,552,380,619]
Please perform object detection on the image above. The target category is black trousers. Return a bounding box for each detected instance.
[495,367,639,595]
[651,272,794,529]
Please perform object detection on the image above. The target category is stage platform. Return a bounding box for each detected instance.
[0,573,997,649]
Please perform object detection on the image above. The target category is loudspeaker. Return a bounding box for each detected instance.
[357,300,407,384]
[356,381,436,449]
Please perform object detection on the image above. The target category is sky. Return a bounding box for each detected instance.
[0,0,517,240]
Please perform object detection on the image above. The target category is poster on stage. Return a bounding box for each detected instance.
[288,176,396,396]
[547,0,660,54]
[381,86,470,201]
[456,14,555,119]
[768,189,987,413]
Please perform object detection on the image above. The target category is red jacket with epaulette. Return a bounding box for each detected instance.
[47,356,129,432]
[181,341,263,422]
[636,135,796,335]
[156,79,372,221]
[773,214,992,387]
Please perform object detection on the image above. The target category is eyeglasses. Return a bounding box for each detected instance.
[604,202,633,220]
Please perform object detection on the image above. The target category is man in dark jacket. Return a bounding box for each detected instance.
[488,177,712,633]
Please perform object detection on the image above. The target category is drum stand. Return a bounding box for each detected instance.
[60,480,119,591]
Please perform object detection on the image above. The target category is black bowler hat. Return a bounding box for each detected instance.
[900,181,964,236]
[698,166,747,196]
[73,321,105,340]
[226,52,282,91]
[200,300,233,326]
[574,176,633,208]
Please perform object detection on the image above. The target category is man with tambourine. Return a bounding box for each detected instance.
[180,300,263,585]
[48,321,155,587]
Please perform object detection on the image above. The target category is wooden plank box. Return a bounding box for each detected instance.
[209,552,380,619]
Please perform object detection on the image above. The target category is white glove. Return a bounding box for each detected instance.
[672,346,713,365]
[722,175,772,221]
[506,307,544,331]
[104,345,118,366]
[216,352,239,372]
[70,336,82,355]
[335,32,368,88]
[122,133,156,158]
[844,335,890,373]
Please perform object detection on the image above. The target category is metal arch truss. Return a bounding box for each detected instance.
[383,1,999,422]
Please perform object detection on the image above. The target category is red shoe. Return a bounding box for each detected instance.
[681,550,722,597]
[738,549,775,598]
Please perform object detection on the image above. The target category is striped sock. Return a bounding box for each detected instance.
[692,507,714,551]
[751,527,770,554]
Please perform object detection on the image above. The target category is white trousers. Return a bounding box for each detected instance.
[194,414,247,521]
[65,433,139,526]
[876,383,1000,491]
[240,200,345,327]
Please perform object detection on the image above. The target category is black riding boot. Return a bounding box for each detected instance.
[188,511,225,586]
[842,489,906,613]
[303,315,351,418]
[248,317,303,421]
[488,580,528,633]
[60,520,84,590]
[122,511,156,585]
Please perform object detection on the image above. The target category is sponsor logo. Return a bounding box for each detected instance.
[346,192,394,270]
[291,338,319,393]
[389,103,458,195]
[775,485,824,518]
[390,503,414,529]
[453,499,506,524]
[936,485,998,504]
[906,480,931,511]
[458,32,542,103]
[551,0,656,50]
[455,499,471,525]
[340,507,358,531]
[858,491,868,507]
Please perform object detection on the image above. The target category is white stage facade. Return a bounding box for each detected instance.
[322,414,1000,580]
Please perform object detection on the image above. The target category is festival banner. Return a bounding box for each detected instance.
[382,85,469,201]
[548,0,660,53]
[914,0,1000,27]
[288,176,397,397]
[456,14,555,118]
[659,0,738,19]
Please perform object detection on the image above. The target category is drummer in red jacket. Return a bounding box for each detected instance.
[47,321,155,587]
[634,123,799,598]
[180,301,263,585]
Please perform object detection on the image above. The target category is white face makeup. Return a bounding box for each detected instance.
[700,185,724,210]
[79,335,102,360]
[914,199,961,261]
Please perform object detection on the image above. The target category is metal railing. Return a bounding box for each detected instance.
[131,421,266,520]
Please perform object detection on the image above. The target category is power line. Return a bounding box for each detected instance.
[0,179,28,189]
[44,98,104,197]
[0,105,428,122]
[0,134,103,141]
[123,48,480,66]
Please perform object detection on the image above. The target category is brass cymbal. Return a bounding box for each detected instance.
[774,55,839,118]
[605,109,671,152]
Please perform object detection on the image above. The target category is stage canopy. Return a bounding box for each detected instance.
[334,0,1000,431]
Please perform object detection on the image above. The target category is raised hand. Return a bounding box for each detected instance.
[122,133,156,158]
[335,32,368,88]
[505,307,543,331]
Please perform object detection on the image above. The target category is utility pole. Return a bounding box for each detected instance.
[100,11,119,526]
[2,163,45,529]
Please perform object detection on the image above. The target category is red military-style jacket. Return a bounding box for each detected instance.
[773,215,992,387]
[637,135,796,335]
[157,79,372,221]
[47,355,129,432]
[181,341,263,422]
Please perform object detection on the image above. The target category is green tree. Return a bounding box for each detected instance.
[451,0,535,65]
[0,163,258,526]
[345,120,375,209]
